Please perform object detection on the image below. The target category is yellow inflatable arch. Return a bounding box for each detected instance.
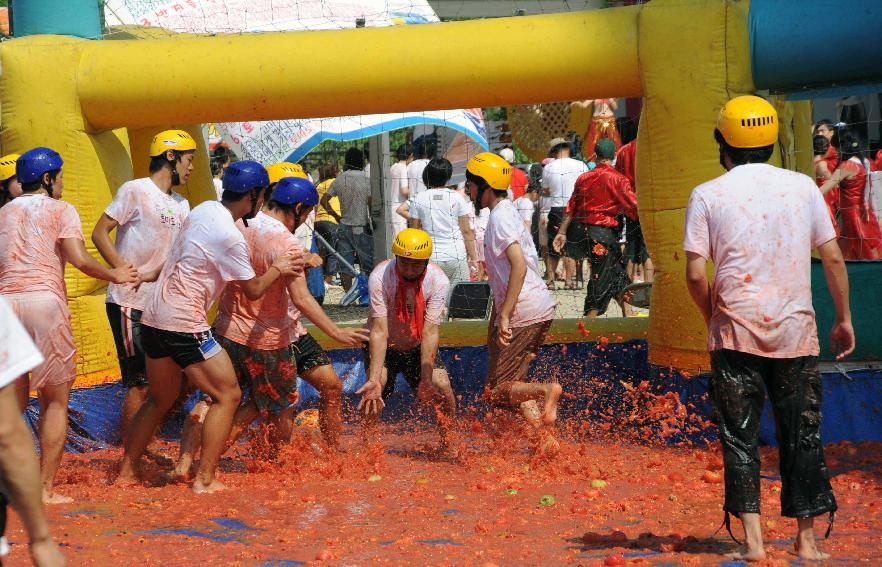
[0,0,781,383]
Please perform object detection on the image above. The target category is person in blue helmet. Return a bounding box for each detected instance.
[0,147,139,504]
[175,177,369,474]
[117,160,303,494]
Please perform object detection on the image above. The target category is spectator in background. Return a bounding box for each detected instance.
[389,143,412,237]
[406,135,437,196]
[615,138,653,283]
[542,138,588,290]
[585,98,621,159]
[499,147,528,201]
[819,129,882,260]
[514,186,538,233]
[813,119,839,174]
[314,163,341,284]
[813,135,838,235]
[322,147,374,291]
[399,158,477,285]
[211,146,235,201]
[552,139,637,317]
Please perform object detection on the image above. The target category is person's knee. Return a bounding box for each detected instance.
[213,382,242,407]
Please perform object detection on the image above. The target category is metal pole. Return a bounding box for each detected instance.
[369,132,391,264]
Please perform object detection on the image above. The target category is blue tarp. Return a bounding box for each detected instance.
[28,340,882,452]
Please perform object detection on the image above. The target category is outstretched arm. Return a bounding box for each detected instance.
[288,276,369,346]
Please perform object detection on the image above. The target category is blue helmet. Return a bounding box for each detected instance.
[222,160,269,193]
[17,147,64,184]
[271,176,319,207]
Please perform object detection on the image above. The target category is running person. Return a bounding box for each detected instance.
[175,176,368,474]
[91,130,193,442]
[0,147,138,503]
[0,153,21,208]
[356,229,457,455]
[685,96,854,561]
[116,160,302,494]
[464,153,561,455]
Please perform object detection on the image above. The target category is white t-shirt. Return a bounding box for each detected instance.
[406,159,430,197]
[142,200,256,333]
[0,296,44,388]
[367,259,449,350]
[409,188,472,264]
[683,163,837,358]
[484,200,556,327]
[213,178,223,201]
[389,161,409,205]
[514,196,535,229]
[104,178,190,310]
[542,157,589,208]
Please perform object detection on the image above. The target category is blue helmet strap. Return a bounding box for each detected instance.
[242,187,261,227]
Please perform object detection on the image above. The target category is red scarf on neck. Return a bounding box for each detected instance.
[394,261,426,341]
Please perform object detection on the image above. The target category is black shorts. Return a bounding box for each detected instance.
[582,225,631,316]
[361,345,446,399]
[565,221,590,260]
[106,303,147,388]
[546,207,567,258]
[290,333,333,375]
[625,220,649,265]
[141,325,223,369]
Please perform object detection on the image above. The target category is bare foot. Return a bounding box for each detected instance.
[42,490,73,505]
[795,541,831,561]
[173,457,193,479]
[29,537,66,567]
[540,383,563,426]
[725,544,767,562]
[537,431,560,458]
[192,479,227,494]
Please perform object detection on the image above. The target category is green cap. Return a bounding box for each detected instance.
[595,138,617,159]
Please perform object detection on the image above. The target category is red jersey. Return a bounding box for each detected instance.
[615,140,637,185]
[509,166,528,201]
[823,144,839,174]
[565,163,638,227]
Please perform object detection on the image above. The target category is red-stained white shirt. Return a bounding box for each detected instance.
[0,296,44,388]
[0,195,83,302]
[367,259,449,351]
[214,212,305,350]
[683,164,836,358]
[142,201,255,333]
[104,178,189,310]
[484,200,556,328]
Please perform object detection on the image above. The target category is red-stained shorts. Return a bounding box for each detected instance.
[4,292,76,389]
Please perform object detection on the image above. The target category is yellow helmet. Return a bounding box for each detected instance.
[391,228,432,260]
[716,95,778,149]
[0,153,20,181]
[266,162,307,185]
[149,129,197,157]
[466,152,512,190]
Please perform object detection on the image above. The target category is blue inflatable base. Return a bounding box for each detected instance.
[27,340,882,453]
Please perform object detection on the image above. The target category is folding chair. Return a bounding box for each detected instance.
[447,282,493,320]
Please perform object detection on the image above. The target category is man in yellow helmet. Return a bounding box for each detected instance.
[464,152,561,456]
[0,153,21,207]
[91,130,194,444]
[684,95,854,561]
[356,228,457,455]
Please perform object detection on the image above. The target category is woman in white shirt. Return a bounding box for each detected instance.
[397,158,477,284]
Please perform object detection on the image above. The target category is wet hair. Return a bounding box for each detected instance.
[422,157,453,189]
[221,189,252,203]
[21,169,59,193]
[266,199,301,216]
[714,130,773,166]
[413,136,437,160]
[396,143,412,162]
[836,128,865,164]
[149,149,194,174]
[343,147,365,171]
[812,135,830,156]
[318,163,338,183]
